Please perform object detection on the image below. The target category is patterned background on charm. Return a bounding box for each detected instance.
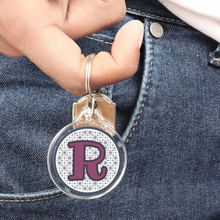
[55,128,120,193]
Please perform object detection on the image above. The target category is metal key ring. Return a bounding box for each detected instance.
[85,54,96,96]
[85,54,96,116]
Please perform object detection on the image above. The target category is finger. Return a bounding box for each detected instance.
[61,0,126,39]
[0,39,23,57]
[15,20,144,96]
[90,20,144,90]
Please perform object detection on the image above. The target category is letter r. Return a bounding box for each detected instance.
[68,141,107,181]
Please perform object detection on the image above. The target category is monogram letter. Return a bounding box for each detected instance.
[68,141,107,181]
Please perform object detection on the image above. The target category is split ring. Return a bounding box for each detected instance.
[85,54,96,96]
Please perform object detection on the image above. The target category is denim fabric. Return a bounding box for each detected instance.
[0,0,220,219]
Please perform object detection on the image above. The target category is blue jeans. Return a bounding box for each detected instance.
[0,0,220,219]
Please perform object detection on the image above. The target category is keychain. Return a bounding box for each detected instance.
[47,54,127,199]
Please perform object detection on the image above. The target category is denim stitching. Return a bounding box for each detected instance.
[127,7,185,24]
[0,192,63,203]
[125,35,154,144]
[85,36,113,45]
[0,17,149,203]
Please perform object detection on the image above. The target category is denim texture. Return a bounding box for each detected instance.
[0,0,220,219]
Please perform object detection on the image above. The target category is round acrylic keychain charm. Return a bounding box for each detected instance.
[47,55,127,199]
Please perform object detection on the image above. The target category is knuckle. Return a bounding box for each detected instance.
[122,64,138,79]
[108,3,126,26]
[64,83,84,96]
[0,42,23,57]
[62,67,85,96]
[92,0,126,28]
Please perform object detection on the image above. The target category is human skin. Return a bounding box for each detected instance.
[0,0,144,95]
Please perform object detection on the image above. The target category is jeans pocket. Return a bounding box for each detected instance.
[0,14,143,202]
[0,38,110,202]
[0,54,72,202]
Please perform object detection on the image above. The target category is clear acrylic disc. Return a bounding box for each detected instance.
[47,123,127,200]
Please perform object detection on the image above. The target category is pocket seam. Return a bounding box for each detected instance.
[0,192,63,203]
[123,20,154,144]
[127,7,186,25]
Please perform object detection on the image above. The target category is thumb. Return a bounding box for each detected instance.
[18,20,144,95]
[91,20,144,92]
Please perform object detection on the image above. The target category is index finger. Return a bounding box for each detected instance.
[17,20,144,95]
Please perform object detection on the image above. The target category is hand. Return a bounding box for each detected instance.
[0,0,144,95]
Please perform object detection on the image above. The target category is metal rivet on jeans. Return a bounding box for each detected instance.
[150,22,163,38]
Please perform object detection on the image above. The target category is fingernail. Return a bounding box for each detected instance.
[138,22,144,49]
